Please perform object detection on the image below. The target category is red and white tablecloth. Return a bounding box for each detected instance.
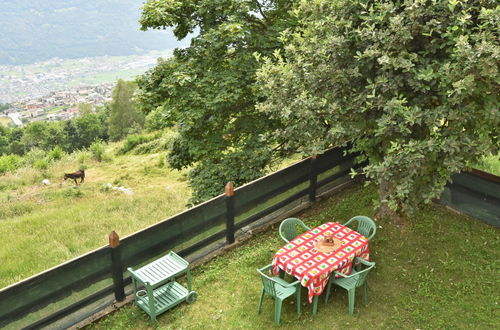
[272,222,369,303]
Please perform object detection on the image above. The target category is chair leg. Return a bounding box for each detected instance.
[348,289,355,315]
[274,299,283,325]
[296,286,301,315]
[258,288,265,314]
[325,278,332,304]
[312,295,319,315]
[363,283,368,305]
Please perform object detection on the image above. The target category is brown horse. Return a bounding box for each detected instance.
[63,169,85,185]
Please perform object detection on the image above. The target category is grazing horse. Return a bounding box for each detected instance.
[63,169,85,185]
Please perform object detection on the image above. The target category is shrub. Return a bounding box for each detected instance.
[23,148,46,166]
[33,159,49,170]
[0,154,22,174]
[118,134,156,155]
[74,150,91,167]
[48,146,65,161]
[89,140,107,162]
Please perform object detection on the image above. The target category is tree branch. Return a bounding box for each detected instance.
[253,0,268,21]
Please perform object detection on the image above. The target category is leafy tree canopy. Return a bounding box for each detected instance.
[137,0,298,204]
[257,0,499,217]
[108,79,144,141]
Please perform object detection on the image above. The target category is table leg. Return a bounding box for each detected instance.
[279,269,285,279]
[312,295,319,315]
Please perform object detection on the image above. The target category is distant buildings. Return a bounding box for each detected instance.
[5,84,113,126]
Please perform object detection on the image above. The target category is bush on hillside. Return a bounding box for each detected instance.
[117,134,157,155]
[89,139,109,162]
[48,146,65,161]
[0,154,22,174]
[33,159,49,170]
[23,148,46,166]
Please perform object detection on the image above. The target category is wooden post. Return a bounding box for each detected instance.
[109,230,125,302]
[309,155,318,202]
[225,182,235,244]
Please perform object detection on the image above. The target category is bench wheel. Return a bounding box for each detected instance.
[187,291,197,304]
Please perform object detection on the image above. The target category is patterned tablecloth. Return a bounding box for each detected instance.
[272,222,369,303]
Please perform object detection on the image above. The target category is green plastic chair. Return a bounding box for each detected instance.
[344,216,377,240]
[324,257,376,315]
[279,218,310,243]
[257,264,301,325]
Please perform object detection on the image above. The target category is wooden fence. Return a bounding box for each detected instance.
[440,168,500,227]
[0,146,362,329]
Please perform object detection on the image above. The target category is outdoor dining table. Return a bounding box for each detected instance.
[272,222,370,314]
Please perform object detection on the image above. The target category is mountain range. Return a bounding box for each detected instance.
[0,0,184,65]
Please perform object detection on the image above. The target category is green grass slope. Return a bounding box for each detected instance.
[0,143,190,287]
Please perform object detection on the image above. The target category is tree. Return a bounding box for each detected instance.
[257,0,499,218]
[0,103,10,113]
[74,112,107,150]
[108,79,144,141]
[137,0,298,204]
[0,125,9,155]
[77,103,93,115]
[21,121,49,150]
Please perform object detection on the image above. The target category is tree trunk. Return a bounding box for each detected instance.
[376,179,405,224]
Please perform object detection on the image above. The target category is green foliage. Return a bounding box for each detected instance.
[137,0,299,202]
[22,148,46,166]
[89,139,109,162]
[118,134,156,154]
[188,145,272,205]
[76,150,91,168]
[145,107,171,130]
[77,103,93,115]
[48,146,65,161]
[33,159,49,170]
[73,112,108,150]
[0,125,10,154]
[0,103,10,112]
[0,110,108,158]
[0,154,21,174]
[257,0,500,214]
[108,79,145,141]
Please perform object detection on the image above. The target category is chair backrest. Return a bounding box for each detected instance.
[352,257,375,287]
[345,216,376,240]
[279,218,310,242]
[257,265,278,298]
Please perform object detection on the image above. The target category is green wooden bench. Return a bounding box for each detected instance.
[128,251,197,321]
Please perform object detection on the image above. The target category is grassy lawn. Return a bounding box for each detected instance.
[89,183,499,329]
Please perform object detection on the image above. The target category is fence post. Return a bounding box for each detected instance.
[225,182,235,244]
[109,230,125,302]
[309,155,318,202]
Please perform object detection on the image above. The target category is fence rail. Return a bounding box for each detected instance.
[440,168,500,227]
[0,146,359,329]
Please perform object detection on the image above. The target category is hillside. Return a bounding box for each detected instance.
[0,132,191,287]
[0,0,184,65]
